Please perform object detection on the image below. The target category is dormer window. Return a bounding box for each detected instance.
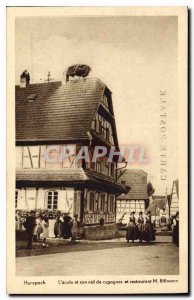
[27,94,37,103]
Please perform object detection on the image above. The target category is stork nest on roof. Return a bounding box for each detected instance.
[66,64,91,82]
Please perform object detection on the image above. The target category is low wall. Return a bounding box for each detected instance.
[16,223,120,241]
[82,223,119,240]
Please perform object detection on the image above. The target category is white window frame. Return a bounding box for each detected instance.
[47,190,58,210]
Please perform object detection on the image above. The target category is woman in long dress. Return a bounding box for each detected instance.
[42,216,49,248]
[172,211,179,246]
[36,215,43,240]
[126,211,138,243]
[71,214,79,243]
[144,211,155,242]
[137,211,145,243]
[54,216,63,238]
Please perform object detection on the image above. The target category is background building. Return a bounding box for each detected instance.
[116,169,149,223]
[168,179,179,217]
[145,195,167,227]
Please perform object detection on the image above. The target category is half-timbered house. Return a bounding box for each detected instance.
[15,71,126,239]
[116,169,149,223]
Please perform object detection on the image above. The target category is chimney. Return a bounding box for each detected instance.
[20,70,30,88]
[62,71,67,85]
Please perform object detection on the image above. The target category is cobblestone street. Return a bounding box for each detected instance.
[16,236,179,276]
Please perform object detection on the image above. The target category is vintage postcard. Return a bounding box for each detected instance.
[7,6,188,294]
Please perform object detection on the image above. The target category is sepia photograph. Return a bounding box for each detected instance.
[6,6,188,294]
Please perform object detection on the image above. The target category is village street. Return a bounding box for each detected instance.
[16,236,179,276]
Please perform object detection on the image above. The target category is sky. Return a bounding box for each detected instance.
[15,16,178,195]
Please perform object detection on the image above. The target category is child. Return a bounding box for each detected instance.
[42,216,49,248]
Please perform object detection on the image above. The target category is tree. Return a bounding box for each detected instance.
[147,181,155,197]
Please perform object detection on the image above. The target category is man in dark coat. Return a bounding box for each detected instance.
[23,210,36,249]
[62,213,72,239]
[54,216,63,238]
[172,211,179,247]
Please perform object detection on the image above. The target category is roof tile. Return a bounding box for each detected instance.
[16,168,88,182]
[117,169,148,200]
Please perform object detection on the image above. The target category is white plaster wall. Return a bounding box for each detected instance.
[17,189,26,209]
[16,188,75,216]
[65,188,74,217]
[57,190,66,211]
[36,189,46,209]
[57,188,74,217]
[26,189,36,210]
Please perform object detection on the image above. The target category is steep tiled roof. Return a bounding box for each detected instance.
[145,197,167,215]
[16,78,105,142]
[16,168,126,193]
[117,169,148,200]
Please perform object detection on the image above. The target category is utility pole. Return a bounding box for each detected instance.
[30,34,33,83]
[165,187,170,219]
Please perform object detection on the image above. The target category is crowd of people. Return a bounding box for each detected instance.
[16,209,179,249]
[126,211,156,243]
[16,211,79,250]
[54,214,79,242]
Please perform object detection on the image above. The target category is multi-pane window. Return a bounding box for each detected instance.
[106,127,110,142]
[109,195,115,212]
[94,193,99,211]
[47,191,58,210]
[93,113,113,144]
[96,193,100,211]
[15,190,18,208]
[105,195,109,213]
[89,192,95,211]
[92,157,115,179]
[96,193,104,212]
[100,194,105,212]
